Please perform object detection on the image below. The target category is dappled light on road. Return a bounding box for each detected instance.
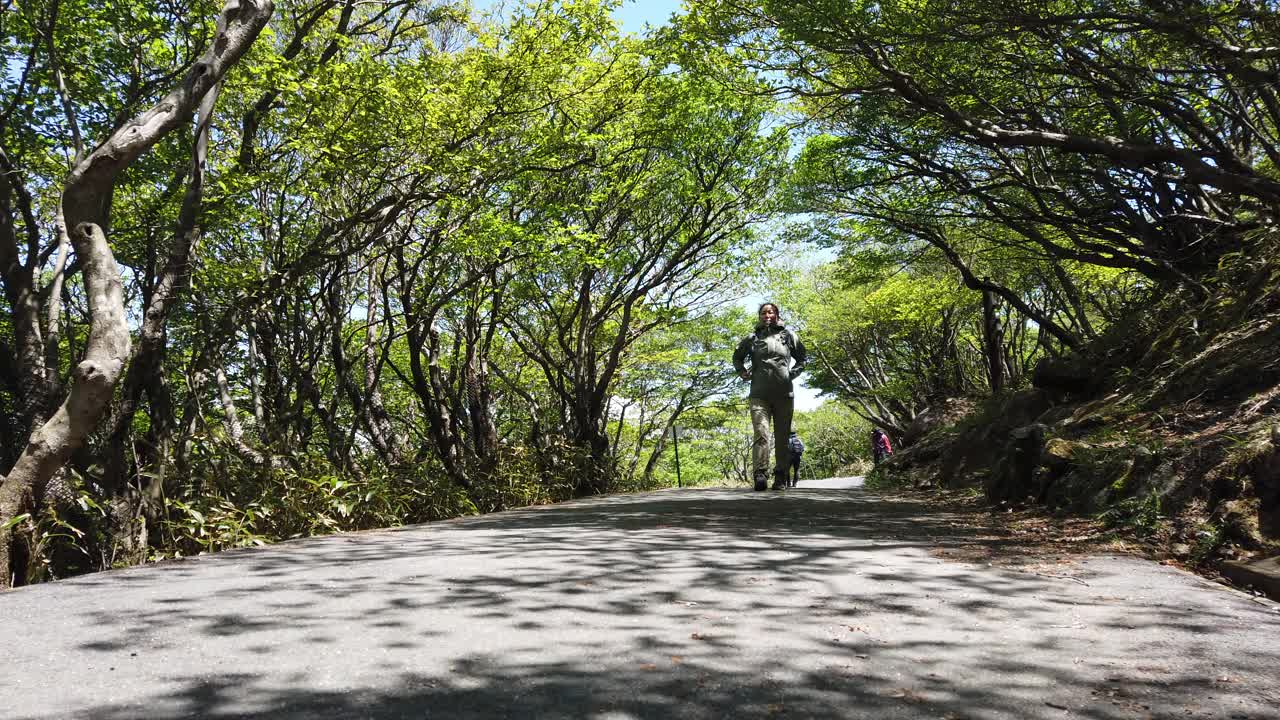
[3,485,1278,719]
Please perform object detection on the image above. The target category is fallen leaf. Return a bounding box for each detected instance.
[886,688,925,703]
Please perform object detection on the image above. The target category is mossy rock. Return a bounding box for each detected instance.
[1043,460,1129,512]
[902,397,977,446]
[1254,447,1280,539]
[1215,498,1264,546]
[1043,438,1088,470]
[985,423,1047,502]
[1033,354,1103,397]
[1037,443,1161,513]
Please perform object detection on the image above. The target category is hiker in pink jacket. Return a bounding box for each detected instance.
[872,428,893,466]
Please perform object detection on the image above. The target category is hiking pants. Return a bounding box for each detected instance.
[789,452,802,485]
[750,396,794,482]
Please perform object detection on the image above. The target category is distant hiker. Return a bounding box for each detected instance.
[787,431,805,488]
[871,428,893,466]
[733,302,807,491]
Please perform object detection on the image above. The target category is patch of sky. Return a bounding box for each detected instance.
[612,0,685,35]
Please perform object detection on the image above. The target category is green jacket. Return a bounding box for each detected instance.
[733,323,807,400]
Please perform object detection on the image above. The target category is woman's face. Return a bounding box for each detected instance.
[759,305,778,325]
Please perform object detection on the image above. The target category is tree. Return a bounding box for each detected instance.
[501,55,788,495]
[609,307,744,485]
[681,0,1280,312]
[0,0,795,581]
[777,260,976,436]
[0,0,274,588]
[791,403,870,479]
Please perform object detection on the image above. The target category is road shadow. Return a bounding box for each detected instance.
[6,486,1279,719]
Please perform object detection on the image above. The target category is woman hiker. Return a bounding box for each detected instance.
[733,302,807,491]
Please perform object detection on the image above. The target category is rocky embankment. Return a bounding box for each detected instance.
[884,267,1280,598]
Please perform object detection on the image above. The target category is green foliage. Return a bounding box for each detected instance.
[1099,489,1164,538]
[684,0,1275,283]
[0,513,30,532]
[791,403,871,478]
[0,0,1210,592]
[1191,521,1228,564]
[776,259,984,429]
[156,442,581,558]
[861,466,895,492]
[13,472,114,583]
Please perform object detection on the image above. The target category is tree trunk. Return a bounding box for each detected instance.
[982,289,1005,393]
[362,261,404,465]
[0,0,274,588]
[103,79,224,497]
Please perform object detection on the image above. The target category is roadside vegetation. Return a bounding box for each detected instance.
[700,0,1280,572]
[3,0,1278,587]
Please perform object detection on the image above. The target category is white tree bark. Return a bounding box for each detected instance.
[0,0,275,588]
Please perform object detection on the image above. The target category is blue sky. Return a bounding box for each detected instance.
[613,0,686,35]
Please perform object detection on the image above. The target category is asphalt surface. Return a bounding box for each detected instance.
[3,478,1279,719]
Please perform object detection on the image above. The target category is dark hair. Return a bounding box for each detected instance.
[757,302,780,317]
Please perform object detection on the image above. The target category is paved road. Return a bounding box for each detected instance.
[3,481,1279,719]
